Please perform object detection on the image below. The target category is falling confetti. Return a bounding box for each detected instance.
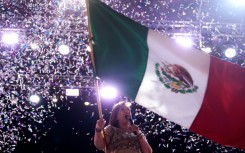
[0,0,244,153]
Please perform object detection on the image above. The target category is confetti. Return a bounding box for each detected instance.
[0,0,244,153]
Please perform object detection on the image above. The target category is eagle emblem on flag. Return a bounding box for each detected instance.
[155,62,198,94]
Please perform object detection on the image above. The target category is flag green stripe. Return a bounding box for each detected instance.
[89,0,149,99]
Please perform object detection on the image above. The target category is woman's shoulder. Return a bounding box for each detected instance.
[105,125,120,132]
[105,125,112,130]
[105,125,117,130]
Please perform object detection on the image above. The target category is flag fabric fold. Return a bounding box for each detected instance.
[89,0,245,150]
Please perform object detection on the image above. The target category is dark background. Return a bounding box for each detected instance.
[0,0,244,153]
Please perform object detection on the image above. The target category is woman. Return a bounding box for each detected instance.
[94,101,152,153]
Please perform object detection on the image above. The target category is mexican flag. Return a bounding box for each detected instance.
[88,0,245,150]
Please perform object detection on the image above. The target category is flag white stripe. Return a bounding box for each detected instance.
[136,29,210,128]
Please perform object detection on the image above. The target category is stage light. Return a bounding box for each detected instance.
[224,47,237,58]
[200,35,213,54]
[30,43,39,50]
[59,0,86,10]
[125,102,132,107]
[175,37,193,47]
[100,86,117,99]
[231,0,245,5]
[201,47,212,53]
[66,89,79,96]
[58,45,70,55]
[84,101,91,106]
[29,94,40,104]
[2,33,19,45]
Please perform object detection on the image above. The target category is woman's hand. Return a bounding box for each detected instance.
[94,118,107,150]
[96,118,106,130]
[131,124,141,135]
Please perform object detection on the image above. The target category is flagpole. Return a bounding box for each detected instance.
[85,0,107,150]
[85,0,103,119]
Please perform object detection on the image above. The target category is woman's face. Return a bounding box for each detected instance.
[117,105,131,122]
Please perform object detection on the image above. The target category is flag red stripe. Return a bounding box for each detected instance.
[190,57,245,150]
